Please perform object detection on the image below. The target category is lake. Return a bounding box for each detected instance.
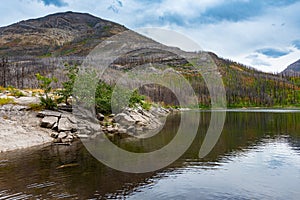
[0,110,300,199]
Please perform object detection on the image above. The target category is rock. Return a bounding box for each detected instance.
[73,106,95,120]
[58,132,68,139]
[127,126,136,133]
[58,105,72,112]
[118,128,127,134]
[12,105,29,111]
[136,127,144,132]
[52,122,58,131]
[130,113,148,124]
[109,114,115,118]
[114,113,135,126]
[86,121,101,133]
[77,134,89,139]
[0,104,28,112]
[37,110,62,118]
[66,134,74,142]
[50,132,59,138]
[58,117,77,132]
[96,113,105,121]
[61,113,77,124]
[41,116,58,128]
[53,138,62,143]
[107,127,118,133]
[14,96,40,105]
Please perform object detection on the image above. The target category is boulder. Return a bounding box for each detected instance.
[96,113,105,121]
[61,113,77,124]
[50,132,59,138]
[114,113,135,126]
[130,113,148,125]
[118,128,127,134]
[86,121,101,132]
[127,126,136,133]
[37,110,62,118]
[58,132,68,139]
[58,117,77,132]
[14,97,40,105]
[41,116,58,128]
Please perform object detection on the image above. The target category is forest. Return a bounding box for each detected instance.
[1,52,300,109]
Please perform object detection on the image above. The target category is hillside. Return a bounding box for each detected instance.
[0,11,299,108]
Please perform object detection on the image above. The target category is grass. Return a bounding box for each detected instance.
[0,98,15,105]
[28,103,44,111]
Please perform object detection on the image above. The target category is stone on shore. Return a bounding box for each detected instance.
[114,113,135,127]
[14,97,40,105]
[41,116,58,128]
[37,110,62,118]
[58,117,77,132]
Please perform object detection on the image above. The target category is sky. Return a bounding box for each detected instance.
[1,0,300,73]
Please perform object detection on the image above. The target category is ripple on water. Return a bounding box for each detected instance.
[0,190,33,200]
[26,181,57,189]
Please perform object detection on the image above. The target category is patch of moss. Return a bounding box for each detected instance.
[0,98,15,105]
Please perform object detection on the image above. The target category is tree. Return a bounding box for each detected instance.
[58,64,79,105]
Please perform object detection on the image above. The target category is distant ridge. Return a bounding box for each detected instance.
[282,59,300,74]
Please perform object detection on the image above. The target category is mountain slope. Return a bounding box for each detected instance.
[0,11,126,57]
[0,11,299,107]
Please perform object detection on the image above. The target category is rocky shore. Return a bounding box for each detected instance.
[0,95,171,152]
[38,105,170,141]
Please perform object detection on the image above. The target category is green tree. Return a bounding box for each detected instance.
[58,64,79,105]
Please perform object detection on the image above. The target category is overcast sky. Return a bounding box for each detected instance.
[1,0,300,73]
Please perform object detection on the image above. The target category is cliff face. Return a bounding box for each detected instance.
[0,11,127,57]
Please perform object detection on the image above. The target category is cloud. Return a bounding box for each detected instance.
[246,54,271,67]
[38,0,68,7]
[292,40,300,50]
[256,48,292,58]
[0,0,300,73]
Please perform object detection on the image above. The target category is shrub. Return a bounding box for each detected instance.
[36,73,58,110]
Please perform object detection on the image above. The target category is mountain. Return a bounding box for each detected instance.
[0,11,126,57]
[282,59,300,74]
[0,12,299,107]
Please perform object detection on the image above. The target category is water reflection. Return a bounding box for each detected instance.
[0,111,299,199]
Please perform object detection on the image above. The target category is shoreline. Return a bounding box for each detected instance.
[0,102,171,153]
[1,103,300,153]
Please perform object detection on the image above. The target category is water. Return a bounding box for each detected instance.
[0,111,300,199]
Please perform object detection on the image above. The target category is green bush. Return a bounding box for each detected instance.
[94,81,151,114]
[36,73,58,110]
[95,81,113,114]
